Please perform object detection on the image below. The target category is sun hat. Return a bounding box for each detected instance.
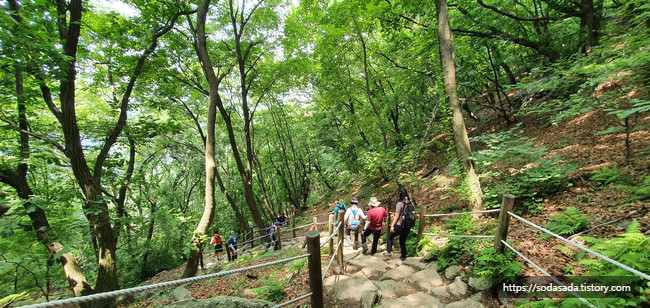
[350,197,359,204]
[368,197,381,207]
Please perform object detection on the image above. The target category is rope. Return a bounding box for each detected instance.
[500,240,595,308]
[424,209,500,217]
[508,211,650,281]
[422,232,494,239]
[322,239,343,281]
[316,222,329,225]
[271,292,313,308]
[281,222,314,233]
[320,223,341,248]
[17,254,310,308]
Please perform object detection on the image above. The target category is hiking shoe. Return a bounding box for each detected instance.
[362,246,368,254]
[382,252,392,259]
[400,257,407,261]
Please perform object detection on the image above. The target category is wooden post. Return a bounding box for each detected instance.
[337,210,345,266]
[225,243,232,262]
[495,194,515,253]
[313,217,318,231]
[417,206,427,245]
[277,225,282,250]
[384,209,391,242]
[306,230,323,308]
[292,215,296,239]
[328,214,334,257]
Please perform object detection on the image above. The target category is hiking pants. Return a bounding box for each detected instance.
[265,234,279,251]
[361,229,382,255]
[346,227,360,242]
[387,224,411,259]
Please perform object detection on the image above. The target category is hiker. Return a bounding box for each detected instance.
[265,221,282,252]
[384,197,416,261]
[332,200,347,228]
[210,229,225,260]
[360,197,388,255]
[227,231,238,261]
[278,212,287,226]
[344,197,366,247]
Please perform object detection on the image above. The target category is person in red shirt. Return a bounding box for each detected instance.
[361,197,389,255]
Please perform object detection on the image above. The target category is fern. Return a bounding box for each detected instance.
[539,207,590,240]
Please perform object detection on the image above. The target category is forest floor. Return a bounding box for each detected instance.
[124,108,649,307]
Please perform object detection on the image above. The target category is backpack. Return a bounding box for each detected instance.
[350,209,359,230]
[265,225,275,235]
[213,234,223,244]
[401,202,416,228]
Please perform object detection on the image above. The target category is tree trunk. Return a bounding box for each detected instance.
[183,0,222,278]
[436,0,484,212]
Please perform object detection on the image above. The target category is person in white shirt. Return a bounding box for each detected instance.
[344,197,366,248]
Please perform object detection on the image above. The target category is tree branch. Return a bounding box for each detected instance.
[0,117,66,153]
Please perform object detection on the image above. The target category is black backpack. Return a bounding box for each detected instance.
[401,202,416,228]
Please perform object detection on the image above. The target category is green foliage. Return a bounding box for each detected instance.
[251,274,287,302]
[472,246,521,287]
[619,175,650,202]
[577,221,650,307]
[471,126,577,213]
[590,163,622,186]
[539,207,590,240]
[0,292,28,307]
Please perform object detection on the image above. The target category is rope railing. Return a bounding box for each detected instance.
[271,292,313,308]
[322,239,343,281]
[320,222,341,248]
[422,232,494,239]
[507,211,650,281]
[424,209,500,217]
[17,253,310,308]
[500,240,595,308]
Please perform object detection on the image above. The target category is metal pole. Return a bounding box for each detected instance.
[495,194,515,253]
[306,230,323,308]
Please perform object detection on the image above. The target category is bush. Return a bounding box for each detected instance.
[471,126,577,213]
[472,246,521,287]
[252,274,287,302]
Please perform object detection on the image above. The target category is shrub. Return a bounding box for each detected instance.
[472,246,521,287]
[591,163,622,186]
[539,207,590,240]
[252,274,287,302]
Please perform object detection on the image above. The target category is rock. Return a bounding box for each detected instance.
[448,277,468,296]
[444,265,461,279]
[172,286,192,301]
[429,286,450,298]
[497,289,509,306]
[386,258,403,269]
[242,288,256,298]
[346,264,362,274]
[468,276,490,291]
[379,265,416,282]
[425,261,439,271]
[377,292,444,308]
[361,290,379,308]
[402,257,427,271]
[333,278,379,302]
[323,275,351,288]
[446,299,484,308]
[405,269,444,291]
[164,296,273,308]
[373,280,416,299]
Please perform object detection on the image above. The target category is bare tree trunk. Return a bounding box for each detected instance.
[183,0,226,278]
[436,0,484,212]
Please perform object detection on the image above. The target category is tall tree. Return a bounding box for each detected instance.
[436,0,484,212]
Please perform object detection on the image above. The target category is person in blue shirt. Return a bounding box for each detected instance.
[265,221,282,252]
[332,200,347,228]
[227,231,238,261]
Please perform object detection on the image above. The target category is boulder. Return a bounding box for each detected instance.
[468,276,490,291]
[172,286,192,301]
[377,292,444,308]
[379,265,416,282]
[164,296,272,308]
[373,280,416,299]
[444,265,461,279]
[323,275,351,288]
[361,290,380,308]
[448,277,468,297]
[402,257,427,271]
[405,269,444,291]
[446,299,484,308]
[429,286,450,299]
[333,277,378,302]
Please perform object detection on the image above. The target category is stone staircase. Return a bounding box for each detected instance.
[321,238,491,308]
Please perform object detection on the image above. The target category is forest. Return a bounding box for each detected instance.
[1,0,649,307]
